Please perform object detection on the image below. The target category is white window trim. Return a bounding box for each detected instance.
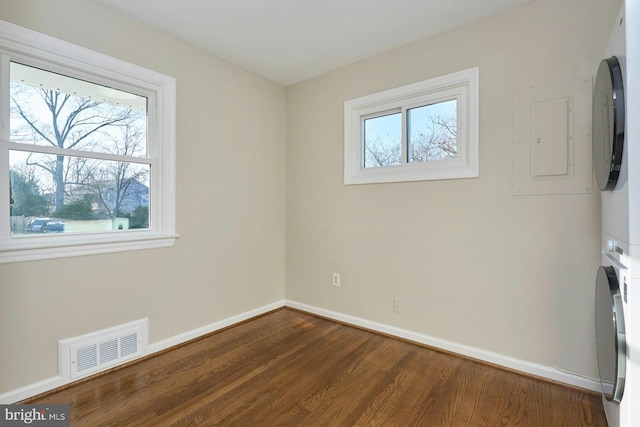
[0,20,177,264]
[344,67,479,185]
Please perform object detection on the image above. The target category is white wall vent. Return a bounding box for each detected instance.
[59,318,148,380]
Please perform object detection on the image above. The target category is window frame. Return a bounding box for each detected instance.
[0,20,177,263]
[344,67,479,185]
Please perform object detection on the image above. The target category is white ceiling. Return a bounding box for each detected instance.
[95,0,532,86]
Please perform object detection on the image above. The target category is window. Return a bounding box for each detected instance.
[0,20,177,263]
[344,67,479,185]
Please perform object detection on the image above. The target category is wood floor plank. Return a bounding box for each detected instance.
[365,350,449,425]
[23,308,608,426]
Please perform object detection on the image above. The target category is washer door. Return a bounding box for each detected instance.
[593,57,625,191]
[595,265,627,402]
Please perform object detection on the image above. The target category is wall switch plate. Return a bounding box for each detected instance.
[394,297,403,313]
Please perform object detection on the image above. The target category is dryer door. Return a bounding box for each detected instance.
[595,265,627,402]
[593,56,625,191]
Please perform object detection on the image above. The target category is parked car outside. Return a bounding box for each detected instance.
[26,218,65,233]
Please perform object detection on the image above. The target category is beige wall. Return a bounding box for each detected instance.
[0,0,622,398]
[286,0,620,380]
[0,0,286,394]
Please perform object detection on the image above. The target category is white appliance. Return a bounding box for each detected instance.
[594,3,640,426]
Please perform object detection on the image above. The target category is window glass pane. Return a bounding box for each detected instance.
[407,99,457,162]
[10,150,150,235]
[10,62,147,157]
[363,112,401,168]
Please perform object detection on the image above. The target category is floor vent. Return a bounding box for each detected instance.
[59,318,148,380]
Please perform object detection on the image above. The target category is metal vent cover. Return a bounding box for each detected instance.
[76,344,98,373]
[59,318,148,380]
[99,338,119,365]
[121,332,139,357]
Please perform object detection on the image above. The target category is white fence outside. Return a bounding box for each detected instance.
[10,216,131,234]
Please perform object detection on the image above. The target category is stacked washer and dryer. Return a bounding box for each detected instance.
[594,3,640,427]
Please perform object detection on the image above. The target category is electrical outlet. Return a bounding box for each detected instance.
[332,273,341,287]
[394,297,403,313]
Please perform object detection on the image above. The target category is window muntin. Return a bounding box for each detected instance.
[344,67,478,185]
[0,19,176,263]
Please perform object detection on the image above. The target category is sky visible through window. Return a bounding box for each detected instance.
[363,99,457,168]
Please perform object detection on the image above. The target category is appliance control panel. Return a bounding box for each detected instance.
[604,234,630,270]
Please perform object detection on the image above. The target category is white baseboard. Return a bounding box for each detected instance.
[285,299,602,393]
[0,376,67,405]
[0,300,286,404]
[146,300,285,354]
[1,298,600,403]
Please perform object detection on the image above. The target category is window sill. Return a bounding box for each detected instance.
[344,157,478,185]
[0,232,179,264]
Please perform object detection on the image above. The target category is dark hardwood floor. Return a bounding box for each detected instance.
[24,308,607,426]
